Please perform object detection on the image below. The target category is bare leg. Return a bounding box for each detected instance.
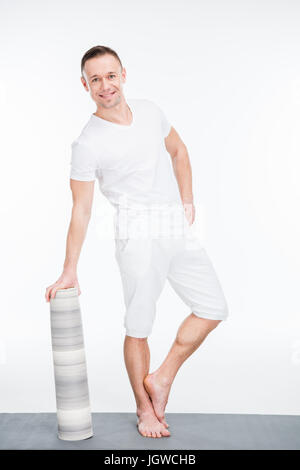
[123,335,171,438]
[144,313,222,425]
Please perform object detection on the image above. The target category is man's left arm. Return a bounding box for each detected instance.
[164,127,195,225]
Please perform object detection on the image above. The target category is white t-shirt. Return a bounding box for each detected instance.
[70,98,186,238]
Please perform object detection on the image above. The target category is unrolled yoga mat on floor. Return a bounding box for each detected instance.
[49,287,93,441]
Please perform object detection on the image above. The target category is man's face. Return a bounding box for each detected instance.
[81,54,126,109]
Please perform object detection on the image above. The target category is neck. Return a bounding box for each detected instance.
[94,97,132,125]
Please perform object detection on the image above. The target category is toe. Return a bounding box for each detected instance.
[139,427,146,437]
[138,426,146,437]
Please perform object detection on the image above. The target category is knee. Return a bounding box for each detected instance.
[192,314,223,331]
[203,318,223,335]
[208,318,223,329]
[125,334,148,341]
[175,316,221,347]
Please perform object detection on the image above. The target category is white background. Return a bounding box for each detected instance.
[1,0,299,415]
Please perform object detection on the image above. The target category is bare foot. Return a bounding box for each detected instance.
[136,409,171,438]
[143,372,171,428]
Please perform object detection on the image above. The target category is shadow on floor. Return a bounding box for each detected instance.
[0,413,299,450]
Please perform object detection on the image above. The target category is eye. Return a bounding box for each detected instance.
[92,78,98,82]
[109,74,116,79]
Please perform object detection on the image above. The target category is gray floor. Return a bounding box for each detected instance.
[0,413,299,450]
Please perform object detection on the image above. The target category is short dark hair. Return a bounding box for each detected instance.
[81,45,123,78]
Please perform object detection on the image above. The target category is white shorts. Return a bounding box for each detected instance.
[115,231,229,338]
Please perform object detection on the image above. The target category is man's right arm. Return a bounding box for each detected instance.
[45,179,95,302]
[63,179,95,271]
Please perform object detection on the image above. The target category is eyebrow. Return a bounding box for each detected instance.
[90,72,117,79]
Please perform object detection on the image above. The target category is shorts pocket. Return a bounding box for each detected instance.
[184,235,204,251]
[115,239,152,279]
[116,238,131,254]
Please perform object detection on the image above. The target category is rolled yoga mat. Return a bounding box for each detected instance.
[49,287,93,441]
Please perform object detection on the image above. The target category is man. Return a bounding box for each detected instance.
[45,45,229,439]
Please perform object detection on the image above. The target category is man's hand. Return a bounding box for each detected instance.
[45,269,81,302]
[183,202,195,226]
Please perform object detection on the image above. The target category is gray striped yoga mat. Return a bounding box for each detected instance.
[49,287,93,441]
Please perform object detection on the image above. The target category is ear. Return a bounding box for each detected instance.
[121,67,127,83]
[81,76,89,92]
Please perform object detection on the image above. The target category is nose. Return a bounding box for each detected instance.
[99,78,110,92]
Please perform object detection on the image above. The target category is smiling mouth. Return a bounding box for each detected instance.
[100,91,116,97]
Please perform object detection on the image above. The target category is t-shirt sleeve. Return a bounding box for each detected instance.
[70,140,99,181]
[154,103,172,138]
